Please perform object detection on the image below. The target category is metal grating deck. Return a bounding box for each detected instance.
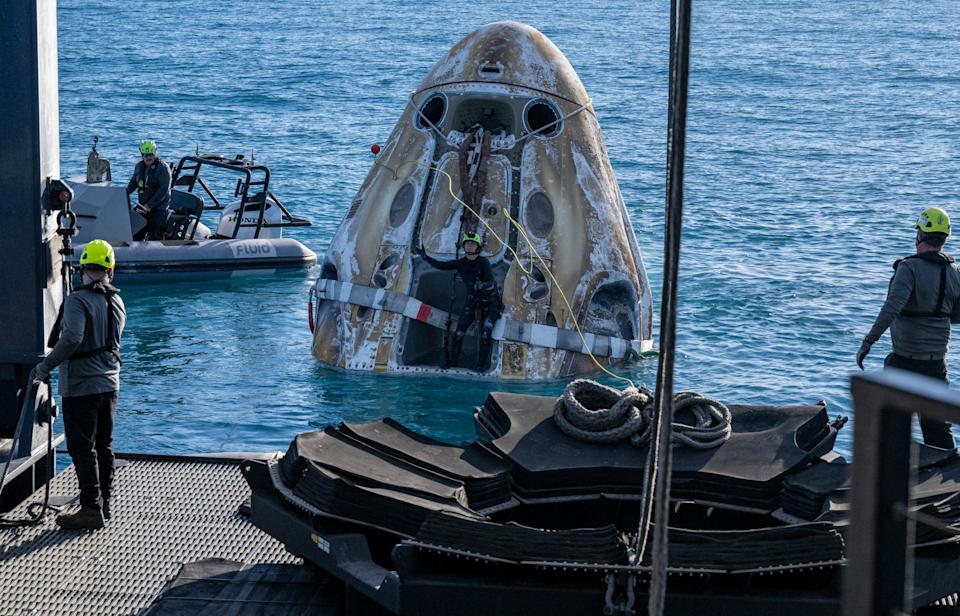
[0,454,299,615]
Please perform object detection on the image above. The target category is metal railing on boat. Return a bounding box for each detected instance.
[846,369,960,615]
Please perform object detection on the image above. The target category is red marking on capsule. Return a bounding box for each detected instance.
[370,144,381,155]
[57,191,71,202]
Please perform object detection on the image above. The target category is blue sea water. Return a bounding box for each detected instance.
[55,1,960,455]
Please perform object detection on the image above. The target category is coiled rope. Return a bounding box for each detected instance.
[553,379,731,449]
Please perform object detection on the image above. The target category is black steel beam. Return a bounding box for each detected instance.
[0,0,62,436]
[242,461,402,614]
[846,369,960,616]
[644,0,693,612]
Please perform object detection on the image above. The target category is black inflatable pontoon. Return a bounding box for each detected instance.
[244,392,960,615]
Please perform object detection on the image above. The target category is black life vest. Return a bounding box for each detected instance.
[892,252,956,319]
[47,283,122,365]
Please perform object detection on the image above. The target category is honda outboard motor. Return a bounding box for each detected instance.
[217,196,283,239]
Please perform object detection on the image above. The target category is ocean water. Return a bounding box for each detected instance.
[55,1,960,455]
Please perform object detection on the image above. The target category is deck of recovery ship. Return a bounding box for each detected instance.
[0,453,340,615]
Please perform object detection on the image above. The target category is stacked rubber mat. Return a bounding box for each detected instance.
[781,445,960,545]
[476,392,839,512]
[275,391,850,568]
[662,524,844,571]
[279,420,513,537]
[416,511,626,564]
[340,419,513,510]
[412,513,844,571]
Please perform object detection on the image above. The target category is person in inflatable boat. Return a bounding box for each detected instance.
[126,139,171,240]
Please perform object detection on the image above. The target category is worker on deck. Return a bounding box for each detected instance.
[418,233,502,372]
[35,240,127,529]
[858,207,960,448]
[126,139,171,240]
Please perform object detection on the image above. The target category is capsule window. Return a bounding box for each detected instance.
[524,265,549,303]
[587,281,638,340]
[374,253,400,289]
[524,192,555,238]
[416,94,447,130]
[523,99,562,138]
[320,261,338,280]
[378,253,400,271]
[388,182,416,227]
[530,265,546,284]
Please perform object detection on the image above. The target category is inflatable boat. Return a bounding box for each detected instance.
[66,149,316,283]
[244,387,960,615]
[309,22,654,379]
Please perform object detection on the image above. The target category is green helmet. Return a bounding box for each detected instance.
[916,207,951,236]
[461,233,483,248]
[79,239,116,270]
[139,140,158,155]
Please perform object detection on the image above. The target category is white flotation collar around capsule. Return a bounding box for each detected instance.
[311,279,650,360]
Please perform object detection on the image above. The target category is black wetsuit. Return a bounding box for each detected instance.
[422,253,502,370]
[126,158,171,240]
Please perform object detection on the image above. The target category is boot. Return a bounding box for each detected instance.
[102,499,112,520]
[448,335,464,368]
[57,505,105,530]
[476,338,492,372]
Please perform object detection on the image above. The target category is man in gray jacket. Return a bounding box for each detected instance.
[858,207,960,448]
[35,239,127,529]
[125,139,171,240]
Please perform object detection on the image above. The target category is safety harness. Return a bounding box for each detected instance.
[48,282,122,365]
[893,252,956,319]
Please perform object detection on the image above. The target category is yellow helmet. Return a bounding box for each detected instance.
[79,239,116,270]
[461,233,483,247]
[916,207,951,236]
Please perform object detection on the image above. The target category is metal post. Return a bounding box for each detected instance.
[846,369,960,616]
[646,0,694,614]
[847,397,914,614]
[0,0,62,434]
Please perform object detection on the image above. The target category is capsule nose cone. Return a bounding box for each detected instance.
[418,21,590,106]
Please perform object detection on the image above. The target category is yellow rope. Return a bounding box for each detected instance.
[373,154,638,387]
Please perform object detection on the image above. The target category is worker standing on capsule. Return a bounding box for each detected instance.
[309,21,654,379]
[418,233,503,371]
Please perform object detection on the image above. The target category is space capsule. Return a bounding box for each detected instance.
[309,21,653,379]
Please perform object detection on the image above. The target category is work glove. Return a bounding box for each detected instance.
[856,339,873,370]
[33,362,50,383]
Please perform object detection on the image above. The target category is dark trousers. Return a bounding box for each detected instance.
[884,353,955,449]
[451,299,498,369]
[146,207,168,240]
[62,391,117,510]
